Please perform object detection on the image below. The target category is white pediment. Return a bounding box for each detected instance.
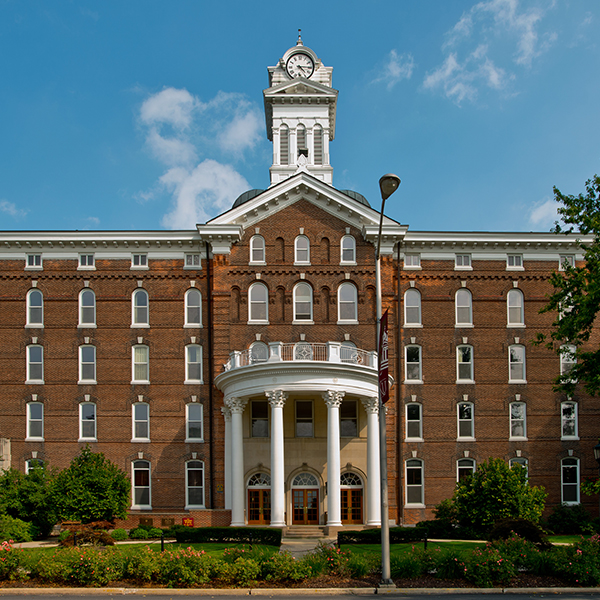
[263,78,338,100]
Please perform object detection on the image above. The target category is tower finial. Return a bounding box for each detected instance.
[297,29,303,46]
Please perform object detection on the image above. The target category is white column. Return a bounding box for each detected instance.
[221,406,232,510]
[323,128,331,165]
[225,397,247,526]
[307,127,314,165]
[266,389,287,527]
[272,127,280,166]
[361,397,381,526]
[323,390,344,526]
[290,127,297,165]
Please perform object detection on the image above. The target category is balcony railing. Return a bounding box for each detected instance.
[223,342,377,372]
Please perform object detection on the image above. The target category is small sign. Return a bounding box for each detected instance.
[378,309,389,404]
[216,484,224,493]
[182,517,194,527]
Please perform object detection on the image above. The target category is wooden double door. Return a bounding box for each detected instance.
[292,488,319,525]
[341,489,363,524]
[247,489,271,525]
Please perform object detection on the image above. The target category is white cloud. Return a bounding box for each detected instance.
[140,88,201,129]
[372,50,415,90]
[528,197,558,229]
[0,199,27,220]
[145,127,197,167]
[218,109,262,155]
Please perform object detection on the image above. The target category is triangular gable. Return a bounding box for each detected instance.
[263,78,338,100]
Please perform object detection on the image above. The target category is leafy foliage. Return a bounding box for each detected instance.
[547,503,596,535]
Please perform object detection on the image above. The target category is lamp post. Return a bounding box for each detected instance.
[376,173,400,586]
[593,440,600,518]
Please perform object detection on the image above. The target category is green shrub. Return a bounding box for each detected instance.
[0,541,27,581]
[338,526,424,545]
[111,528,128,541]
[547,503,595,534]
[174,526,281,546]
[0,515,33,543]
[125,546,160,582]
[489,519,551,548]
[260,551,313,582]
[155,547,211,587]
[390,548,428,579]
[464,544,516,587]
[430,549,466,580]
[129,527,149,540]
[310,543,351,577]
[58,530,70,542]
[148,527,163,538]
[347,554,371,578]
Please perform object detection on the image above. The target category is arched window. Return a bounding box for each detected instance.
[405,345,422,382]
[509,457,529,476]
[79,289,96,327]
[132,402,149,441]
[250,235,266,264]
[186,460,205,508]
[295,235,310,264]
[457,402,474,438]
[456,345,474,382]
[457,458,475,481]
[27,289,43,327]
[509,345,526,382]
[405,403,422,440]
[185,289,202,327]
[250,341,269,363]
[340,236,356,263]
[280,125,289,165]
[561,457,580,504]
[507,289,524,326]
[26,459,44,474]
[338,282,357,322]
[185,345,203,383]
[405,459,424,505]
[455,289,472,326]
[132,289,149,326]
[296,124,307,156]
[510,402,527,439]
[79,345,96,383]
[248,283,268,322]
[313,125,323,165]
[132,460,151,509]
[404,289,421,326]
[292,472,319,487]
[293,282,313,321]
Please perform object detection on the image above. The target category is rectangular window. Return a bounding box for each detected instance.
[133,460,151,508]
[186,403,203,441]
[510,402,527,439]
[404,254,421,268]
[457,346,473,381]
[405,346,422,382]
[406,403,422,440]
[186,461,204,508]
[561,402,578,439]
[27,403,44,439]
[458,403,474,438]
[507,254,523,269]
[132,403,149,440]
[560,345,577,378]
[26,254,42,269]
[559,254,575,270]
[79,403,96,440]
[27,345,44,383]
[562,458,580,504]
[79,254,95,268]
[132,254,148,268]
[132,345,149,383]
[509,345,526,382]
[185,254,201,268]
[185,345,202,383]
[455,254,472,269]
[340,400,358,437]
[405,459,423,505]
[79,346,96,383]
[457,459,475,481]
[295,400,313,437]
[251,401,269,438]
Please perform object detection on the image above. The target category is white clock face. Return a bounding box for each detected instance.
[286,53,315,79]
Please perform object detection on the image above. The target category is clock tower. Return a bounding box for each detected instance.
[263,33,338,186]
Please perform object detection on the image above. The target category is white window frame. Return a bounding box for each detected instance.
[293,282,313,323]
[131,254,148,269]
[26,345,44,384]
[78,345,97,384]
[561,401,578,440]
[79,402,97,441]
[26,254,42,270]
[340,235,356,264]
[185,254,201,269]
[404,289,422,327]
[132,289,149,327]
[250,235,266,264]
[248,282,268,323]
[337,282,358,323]
[184,288,202,327]
[405,459,424,507]
[560,344,577,379]
[457,458,475,482]
[26,402,44,441]
[26,458,44,474]
[509,457,529,476]
[455,254,472,270]
[78,289,96,328]
[403,254,421,269]
[26,289,43,327]
[457,402,474,439]
[455,289,473,327]
[509,344,526,383]
[294,235,310,265]
[405,403,423,441]
[507,254,524,270]
[561,457,580,505]
[132,345,150,384]
[132,402,150,442]
[507,289,525,327]
[132,460,151,510]
[185,344,203,384]
[185,460,205,509]
[509,401,527,440]
[78,254,95,270]
[186,403,204,442]
[456,345,474,383]
[405,345,422,383]
[559,254,575,271]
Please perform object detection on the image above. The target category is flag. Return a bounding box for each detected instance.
[378,309,389,404]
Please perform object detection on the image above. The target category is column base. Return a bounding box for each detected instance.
[323,524,343,537]
[230,521,246,527]
[366,520,382,527]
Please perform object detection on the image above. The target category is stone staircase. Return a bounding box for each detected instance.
[283,525,327,539]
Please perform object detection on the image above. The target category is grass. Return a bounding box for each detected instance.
[547,535,591,544]
[341,540,486,558]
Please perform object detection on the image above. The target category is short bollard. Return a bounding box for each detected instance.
[161,530,165,552]
[73,532,77,547]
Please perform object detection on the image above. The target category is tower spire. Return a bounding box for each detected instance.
[297,29,303,46]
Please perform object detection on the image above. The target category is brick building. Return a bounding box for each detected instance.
[0,39,598,531]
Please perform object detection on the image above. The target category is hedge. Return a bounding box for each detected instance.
[174,526,282,546]
[338,526,425,545]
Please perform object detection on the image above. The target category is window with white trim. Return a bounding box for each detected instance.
[79,289,96,327]
[559,255,575,271]
[185,344,202,383]
[457,402,474,439]
[561,457,579,504]
[185,254,201,268]
[509,345,526,382]
[250,235,266,264]
[293,282,313,321]
[405,403,422,440]
[132,289,149,326]
[340,400,358,437]
[455,289,473,326]
[26,345,44,383]
[132,402,149,441]
[26,254,42,269]
[79,254,95,269]
[507,254,523,269]
[132,460,151,509]
[457,345,474,382]
[507,289,524,326]
[295,400,313,437]
[132,345,149,383]
[186,403,203,441]
[79,345,96,383]
[405,345,422,382]
[510,402,527,439]
[251,401,269,438]
[404,289,421,326]
[248,282,268,322]
[340,236,356,263]
[131,254,148,268]
[27,289,43,327]
[26,458,44,473]
[405,459,424,505]
[338,282,357,322]
[186,460,205,508]
[404,254,421,268]
[561,401,578,439]
[509,457,528,476]
[455,254,471,269]
[185,289,202,327]
[560,344,577,378]
[294,235,310,264]
[457,458,475,482]
[26,402,44,440]
[79,402,96,441]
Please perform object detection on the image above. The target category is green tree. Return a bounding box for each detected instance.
[50,446,130,523]
[451,458,547,533]
[535,174,600,396]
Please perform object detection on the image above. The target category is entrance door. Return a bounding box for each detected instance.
[248,489,271,525]
[341,489,363,524]
[292,489,319,525]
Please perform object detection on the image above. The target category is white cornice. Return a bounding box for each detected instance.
[196,225,244,254]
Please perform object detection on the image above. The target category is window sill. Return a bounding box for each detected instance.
[403,266,422,270]
[25,266,43,271]
[507,324,526,328]
[510,436,528,441]
[131,324,150,329]
[131,380,150,385]
[249,261,266,266]
[404,324,423,328]
[25,380,44,385]
[561,436,580,441]
[247,320,269,325]
[454,266,473,271]
[77,324,97,329]
[455,324,474,328]
[456,380,475,384]
[185,380,204,385]
[131,505,152,511]
[25,437,44,442]
[184,324,203,328]
[77,266,96,271]
[294,262,311,267]
[185,504,205,510]
[405,437,423,442]
[78,380,97,385]
[183,266,202,270]
[185,438,204,443]
[78,438,97,443]
[130,266,149,271]
[404,503,426,509]
[405,380,423,385]
[457,437,476,441]
[509,380,527,384]
[507,266,525,272]
[131,438,150,443]
[340,261,357,266]
[25,324,44,329]
[337,320,358,325]
[293,320,314,325]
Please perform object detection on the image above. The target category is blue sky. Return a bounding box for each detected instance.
[0,0,598,232]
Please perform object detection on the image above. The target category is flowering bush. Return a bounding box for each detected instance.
[463,544,516,587]
[260,551,313,582]
[0,540,27,581]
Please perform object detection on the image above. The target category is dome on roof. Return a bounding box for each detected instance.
[340,189,370,208]
[232,189,266,208]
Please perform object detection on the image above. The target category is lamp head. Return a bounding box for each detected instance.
[594,439,600,466]
[379,174,401,201]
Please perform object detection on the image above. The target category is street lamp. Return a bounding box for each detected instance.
[376,173,400,587]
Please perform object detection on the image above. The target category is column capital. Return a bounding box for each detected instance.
[322,389,345,408]
[225,396,247,414]
[266,389,288,408]
[361,397,379,414]
[221,406,232,421]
